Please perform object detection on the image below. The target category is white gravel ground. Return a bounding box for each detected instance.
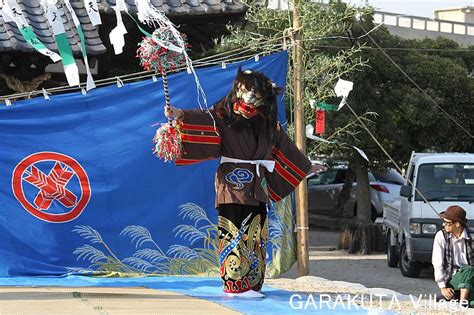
[266,228,474,314]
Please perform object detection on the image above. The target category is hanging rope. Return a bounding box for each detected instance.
[359,23,474,139]
[0,42,284,103]
[343,100,441,217]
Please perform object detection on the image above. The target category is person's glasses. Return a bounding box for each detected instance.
[442,220,454,226]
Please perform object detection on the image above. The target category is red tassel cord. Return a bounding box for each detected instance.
[152,122,183,162]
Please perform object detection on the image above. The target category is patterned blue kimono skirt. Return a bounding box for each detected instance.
[217,203,268,293]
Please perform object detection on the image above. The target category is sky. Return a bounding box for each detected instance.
[346,1,473,18]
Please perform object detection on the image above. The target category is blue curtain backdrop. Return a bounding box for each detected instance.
[0,52,295,277]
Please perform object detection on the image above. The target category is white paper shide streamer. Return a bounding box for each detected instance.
[2,0,61,62]
[85,0,101,26]
[41,0,80,87]
[334,78,354,111]
[134,0,208,112]
[353,145,369,162]
[109,0,128,55]
[64,0,96,90]
[305,124,333,143]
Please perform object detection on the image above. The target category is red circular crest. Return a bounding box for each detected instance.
[12,152,91,223]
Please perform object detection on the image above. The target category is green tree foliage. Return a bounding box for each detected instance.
[317,15,474,222]
[216,2,474,223]
[214,1,373,223]
[319,18,474,169]
[215,0,370,138]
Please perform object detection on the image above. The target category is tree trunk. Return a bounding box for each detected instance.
[333,163,355,218]
[338,156,385,255]
[338,223,385,254]
[355,154,371,223]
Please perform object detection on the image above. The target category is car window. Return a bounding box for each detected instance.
[415,163,474,201]
[354,172,374,182]
[367,172,376,182]
[333,170,347,183]
[308,169,346,185]
[372,169,404,185]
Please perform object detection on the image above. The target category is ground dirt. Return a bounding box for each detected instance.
[266,227,473,314]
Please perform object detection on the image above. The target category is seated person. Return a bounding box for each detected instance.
[432,205,474,307]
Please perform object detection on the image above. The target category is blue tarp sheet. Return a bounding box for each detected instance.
[0,52,294,277]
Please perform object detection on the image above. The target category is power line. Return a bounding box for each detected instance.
[344,101,441,217]
[308,44,474,52]
[0,23,387,101]
[359,23,474,139]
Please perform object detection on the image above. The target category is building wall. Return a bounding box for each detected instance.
[374,10,474,47]
[435,7,474,24]
[384,25,474,46]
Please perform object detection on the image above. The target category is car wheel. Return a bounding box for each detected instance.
[386,230,398,268]
[399,241,421,277]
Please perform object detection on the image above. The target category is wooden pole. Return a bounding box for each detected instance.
[292,0,309,277]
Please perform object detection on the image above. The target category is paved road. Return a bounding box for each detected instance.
[279,228,439,297]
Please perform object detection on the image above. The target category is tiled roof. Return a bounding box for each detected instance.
[100,0,245,17]
[0,0,245,55]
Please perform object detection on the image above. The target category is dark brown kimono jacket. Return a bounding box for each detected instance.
[175,108,311,207]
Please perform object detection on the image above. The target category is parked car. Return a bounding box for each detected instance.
[307,166,404,221]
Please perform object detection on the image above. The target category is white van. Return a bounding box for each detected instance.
[383,152,474,277]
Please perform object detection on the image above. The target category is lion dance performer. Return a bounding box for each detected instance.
[164,69,323,298]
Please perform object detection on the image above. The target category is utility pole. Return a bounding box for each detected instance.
[292,0,309,277]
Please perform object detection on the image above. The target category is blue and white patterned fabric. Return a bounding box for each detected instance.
[0,52,290,276]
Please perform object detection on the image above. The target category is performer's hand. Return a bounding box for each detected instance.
[164,106,183,120]
[441,287,455,300]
